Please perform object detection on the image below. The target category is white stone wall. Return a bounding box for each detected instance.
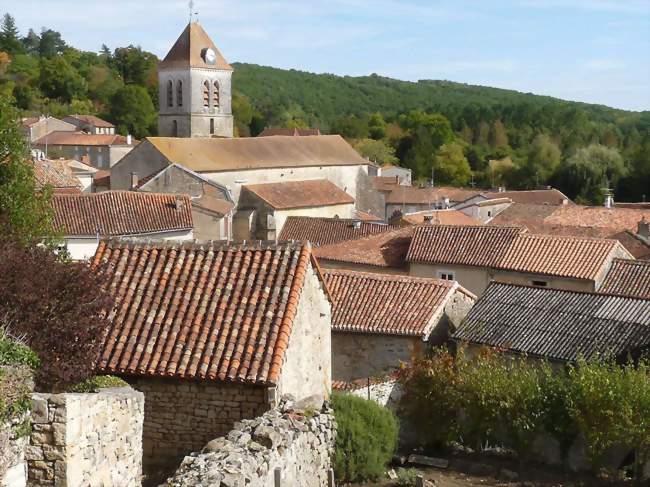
[27,387,144,487]
[346,380,403,409]
[162,397,336,487]
[274,203,356,237]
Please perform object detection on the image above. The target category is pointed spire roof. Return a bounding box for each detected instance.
[159,22,232,71]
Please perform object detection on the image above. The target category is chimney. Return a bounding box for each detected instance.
[126,134,132,145]
[130,172,139,190]
[443,197,450,209]
[349,220,361,229]
[638,218,649,238]
[175,195,183,211]
[423,215,433,223]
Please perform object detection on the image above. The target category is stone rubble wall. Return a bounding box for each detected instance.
[27,387,144,486]
[162,396,336,487]
[1,414,29,487]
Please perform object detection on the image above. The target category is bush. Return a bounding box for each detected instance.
[332,392,399,483]
[0,330,37,428]
[0,328,39,370]
[395,467,420,486]
[0,239,114,391]
[69,375,128,393]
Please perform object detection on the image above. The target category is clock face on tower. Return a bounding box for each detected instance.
[202,48,216,65]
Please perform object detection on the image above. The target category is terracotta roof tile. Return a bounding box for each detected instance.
[242,179,354,210]
[160,22,232,70]
[34,131,136,147]
[483,188,570,205]
[32,158,82,192]
[316,226,414,268]
[279,217,399,246]
[258,128,321,137]
[324,269,458,337]
[65,114,115,128]
[372,176,400,191]
[399,210,480,226]
[93,240,316,384]
[600,259,650,299]
[385,186,479,204]
[52,191,193,236]
[453,282,650,362]
[406,225,525,268]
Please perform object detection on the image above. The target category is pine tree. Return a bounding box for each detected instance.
[0,13,24,55]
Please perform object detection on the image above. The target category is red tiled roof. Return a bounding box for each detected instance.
[279,216,400,247]
[160,22,232,70]
[324,269,458,337]
[32,158,82,191]
[93,240,317,384]
[483,188,570,205]
[355,210,383,221]
[52,191,193,236]
[600,259,650,299]
[316,226,414,268]
[33,131,135,147]
[385,186,479,204]
[242,179,354,210]
[399,210,480,226]
[407,225,525,268]
[372,176,400,191]
[407,225,627,281]
[65,114,115,128]
[258,128,321,137]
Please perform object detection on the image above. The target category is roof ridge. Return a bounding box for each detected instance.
[322,268,454,286]
[487,281,650,302]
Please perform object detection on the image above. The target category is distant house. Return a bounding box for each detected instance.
[315,226,414,275]
[51,191,194,260]
[385,185,479,218]
[324,269,475,381]
[136,163,234,241]
[32,158,83,194]
[600,259,650,299]
[279,216,399,246]
[407,225,633,296]
[454,197,513,223]
[394,209,481,226]
[258,127,321,137]
[236,179,356,240]
[93,239,331,470]
[380,164,411,186]
[33,131,137,169]
[63,114,116,135]
[109,135,378,206]
[453,282,650,363]
[490,203,650,259]
[93,170,111,192]
[21,116,76,143]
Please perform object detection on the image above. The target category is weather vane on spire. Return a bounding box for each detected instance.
[189,0,196,23]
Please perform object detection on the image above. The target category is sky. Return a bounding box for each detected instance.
[5,0,650,111]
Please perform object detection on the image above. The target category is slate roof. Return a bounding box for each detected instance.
[600,259,650,299]
[93,240,320,384]
[34,131,134,147]
[279,216,399,246]
[52,191,193,237]
[406,225,525,268]
[324,269,462,337]
[453,282,650,362]
[137,135,368,172]
[159,22,232,70]
[242,179,354,210]
[315,226,414,268]
[407,225,627,281]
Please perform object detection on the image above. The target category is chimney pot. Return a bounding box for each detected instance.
[130,172,139,190]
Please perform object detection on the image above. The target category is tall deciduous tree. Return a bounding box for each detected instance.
[39,56,86,102]
[38,28,66,58]
[352,138,398,165]
[523,134,562,186]
[433,141,472,186]
[108,84,156,138]
[566,144,626,204]
[399,111,454,180]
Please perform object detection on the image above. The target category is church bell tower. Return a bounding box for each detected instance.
[158,22,234,138]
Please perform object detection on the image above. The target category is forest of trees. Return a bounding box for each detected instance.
[1,13,649,203]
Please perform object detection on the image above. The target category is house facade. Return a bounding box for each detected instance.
[92,240,331,473]
[62,115,116,135]
[33,132,136,169]
[21,116,76,143]
[51,191,194,260]
[324,269,475,381]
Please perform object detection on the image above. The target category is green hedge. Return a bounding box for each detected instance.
[332,392,399,483]
[397,348,650,479]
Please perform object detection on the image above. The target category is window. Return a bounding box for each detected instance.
[210,118,215,135]
[172,120,178,137]
[532,280,548,287]
[437,270,455,281]
[203,80,210,108]
[167,80,173,107]
[487,210,492,217]
[176,80,183,107]
[213,81,220,108]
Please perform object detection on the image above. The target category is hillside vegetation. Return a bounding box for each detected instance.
[1,13,648,203]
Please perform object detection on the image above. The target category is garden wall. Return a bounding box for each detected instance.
[162,396,336,487]
[27,387,144,486]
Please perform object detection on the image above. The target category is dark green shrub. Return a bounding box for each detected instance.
[0,329,40,369]
[69,375,129,393]
[332,392,399,483]
[395,467,420,486]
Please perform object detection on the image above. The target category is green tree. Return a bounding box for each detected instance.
[522,134,562,186]
[0,94,53,242]
[108,85,156,138]
[488,119,508,149]
[111,45,157,85]
[565,144,626,204]
[38,28,66,58]
[352,138,398,165]
[39,56,86,103]
[331,115,368,139]
[368,112,387,140]
[433,141,472,186]
[232,91,254,137]
[0,14,23,55]
[399,111,454,180]
[21,28,40,55]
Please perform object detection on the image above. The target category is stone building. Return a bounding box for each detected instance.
[20,116,76,143]
[236,179,356,240]
[51,191,194,260]
[323,269,475,381]
[92,239,332,475]
[109,134,377,206]
[279,216,400,246]
[158,22,233,138]
[407,225,633,296]
[62,114,116,135]
[136,163,234,240]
